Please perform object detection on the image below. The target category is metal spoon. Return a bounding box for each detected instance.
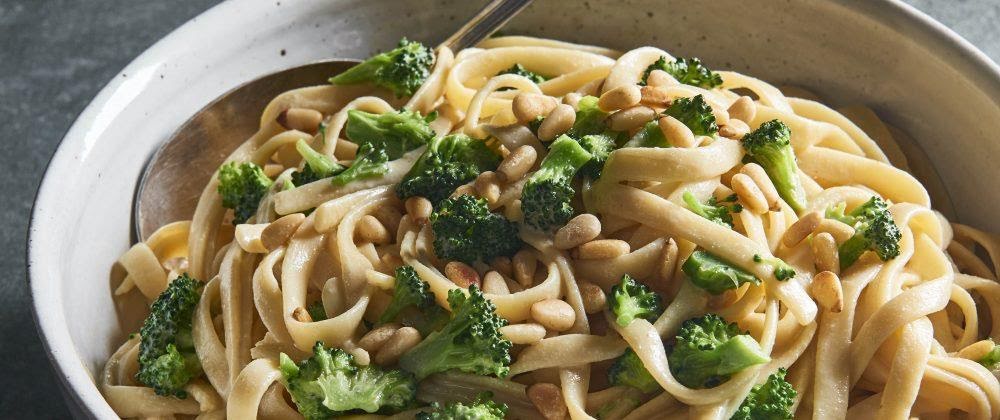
[133,0,532,241]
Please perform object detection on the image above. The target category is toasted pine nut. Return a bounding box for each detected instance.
[740,163,781,209]
[505,199,524,222]
[727,96,757,123]
[497,145,538,183]
[513,249,538,287]
[576,239,630,260]
[234,223,268,253]
[562,92,583,108]
[491,256,514,278]
[358,324,401,352]
[608,106,656,132]
[500,323,547,345]
[452,184,475,198]
[719,119,751,139]
[482,271,510,295]
[958,340,996,361]
[292,307,313,323]
[711,105,730,127]
[342,341,371,366]
[334,139,359,160]
[579,282,607,314]
[658,116,696,148]
[815,219,856,244]
[404,196,433,226]
[658,238,679,285]
[356,215,391,245]
[810,271,844,313]
[554,214,602,250]
[811,232,840,274]
[263,163,283,178]
[513,93,558,123]
[277,108,323,133]
[731,173,769,214]
[783,212,823,247]
[475,171,502,205]
[373,205,403,238]
[639,85,671,107]
[373,327,422,365]
[527,383,569,420]
[598,84,642,112]
[646,69,677,87]
[445,261,481,288]
[530,299,576,332]
[538,104,576,141]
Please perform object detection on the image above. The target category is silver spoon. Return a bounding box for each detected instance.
[133,0,532,241]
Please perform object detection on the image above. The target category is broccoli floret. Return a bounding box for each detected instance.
[683,251,761,295]
[291,139,346,186]
[430,195,522,265]
[379,266,449,335]
[217,162,273,224]
[741,120,808,213]
[752,254,797,281]
[397,134,501,204]
[520,135,593,231]
[609,274,664,327]
[279,342,416,419]
[623,120,670,148]
[497,63,547,88]
[977,341,1000,371]
[732,368,796,420]
[578,133,617,179]
[667,314,770,389]
[664,95,718,137]
[682,191,742,227]
[329,143,390,186]
[307,300,327,322]
[329,38,434,97]
[641,57,722,89]
[416,392,508,420]
[136,274,204,397]
[567,95,611,138]
[398,285,512,379]
[825,196,902,269]
[608,348,659,393]
[344,109,435,160]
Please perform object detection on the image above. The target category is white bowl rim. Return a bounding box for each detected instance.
[26,0,1000,417]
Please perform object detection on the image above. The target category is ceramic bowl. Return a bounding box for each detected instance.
[28,0,1000,417]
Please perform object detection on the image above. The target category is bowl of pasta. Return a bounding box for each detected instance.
[28,0,1000,418]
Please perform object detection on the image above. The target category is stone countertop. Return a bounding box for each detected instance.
[1,0,997,417]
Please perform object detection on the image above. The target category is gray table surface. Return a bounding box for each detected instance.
[1,0,997,417]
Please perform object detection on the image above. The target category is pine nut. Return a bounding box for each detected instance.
[731,173,769,214]
[815,219,856,244]
[783,212,823,247]
[452,184,475,198]
[482,271,510,295]
[234,223,268,253]
[598,84,642,112]
[475,171,502,205]
[554,214,602,250]
[404,196,433,226]
[527,383,569,420]
[646,69,676,87]
[608,106,656,132]
[530,299,576,332]
[537,104,576,141]
[373,327,422,365]
[712,106,730,127]
[740,163,781,209]
[579,282,607,314]
[719,119,751,139]
[373,205,404,238]
[658,238,679,285]
[500,323,547,344]
[513,249,538,287]
[513,93,558,123]
[811,232,840,274]
[292,307,313,323]
[497,145,537,183]
[809,271,844,313]
[505,199,524,222]
[356,215,391,245]
[358,324,401,352]
[343,341,371,366]
[639,85,671,107]
[263,163,283,178]
[958,340,995,361]
[334,139,359,160]
[444,261,480,288]
[658,116,696,148]
[277,108,323,133]
[576,239,630,260]
[491,256,514,278]
[727,96,757,123]
[563,92,583,108]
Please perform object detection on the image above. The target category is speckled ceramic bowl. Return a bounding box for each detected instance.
[28,0,1000,417]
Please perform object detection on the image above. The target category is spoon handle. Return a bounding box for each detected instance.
[438,0,533,52]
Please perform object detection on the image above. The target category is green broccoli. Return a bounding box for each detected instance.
[577,133,617,179]
[416,392,509,420]
[607,348,659,393]
[825,196,902,269]
[291,139,346,186]
[397,133,501,204]
[217,162,273,224]
[430,195,522,265]
[683,251,761,295]
[731,368,797,420]
[136,274,204,397]
[977,341,1000,371]
[609,274,664,327]
[379,266,449,335]
[623,120,670,148]
[329,143,390,186]
[520,135,593,231]
[566,95,611,138]
[682,191,742,227]
[329,109,436,186]
[641,56,723,89]
[741,120,808,213]
[667,314,770,389]
[279,342,416,419]
[329,38,434,97]
[398,285,512,379]
[752,254,797,281]
[307,300,327,322]
[664,95,718,137]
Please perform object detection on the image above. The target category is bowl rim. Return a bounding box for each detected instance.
[26,0,1000,417]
